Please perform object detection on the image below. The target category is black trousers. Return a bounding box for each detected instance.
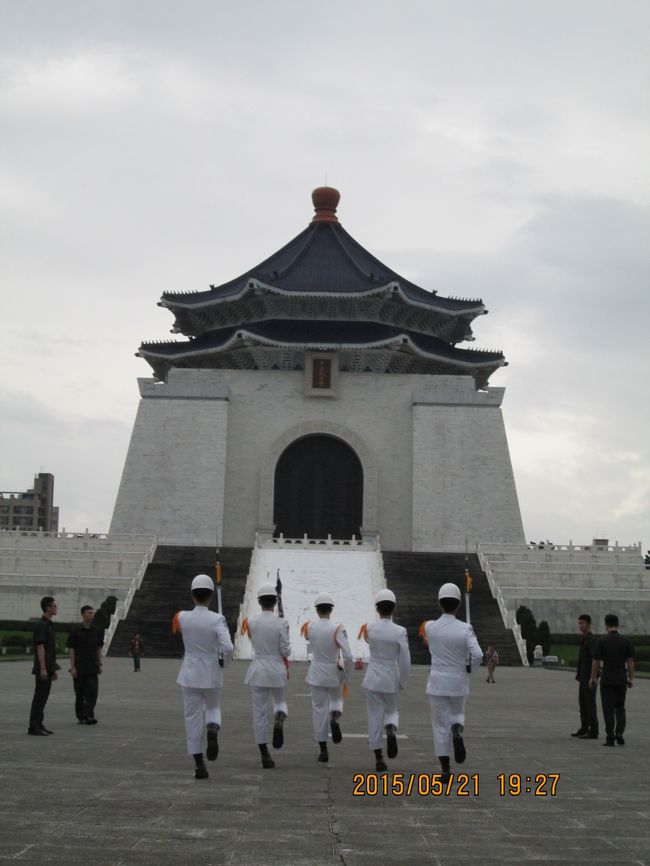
[73,673,99,720]
[600,683,627,738]
[578,680,599,734]
[29,674,53,730]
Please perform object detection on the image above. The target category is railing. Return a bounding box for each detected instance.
[477,546,528,666]
[103,537,158,652]
[255,531,378,550]
[479,541,642,555]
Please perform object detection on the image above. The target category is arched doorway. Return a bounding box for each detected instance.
[273,435,363,539]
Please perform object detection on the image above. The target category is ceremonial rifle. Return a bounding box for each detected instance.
[275,569,289,678]
[464,563,473,673]
[215,551,224,667]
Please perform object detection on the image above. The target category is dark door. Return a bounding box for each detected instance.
[273,435,363,539]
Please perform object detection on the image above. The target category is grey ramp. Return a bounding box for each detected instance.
[2,660,649,865]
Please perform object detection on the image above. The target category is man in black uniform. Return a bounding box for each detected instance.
[571,614,599,739]
[66,605,104,725]
[589,613,635,746]
[28,596,60,736]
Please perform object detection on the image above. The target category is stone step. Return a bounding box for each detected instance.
[109,546,252,659]
[382,551,522,666]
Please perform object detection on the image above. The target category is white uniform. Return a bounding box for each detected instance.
[304,618,353,743]
[361,619,411,750]
[176,606,233,755]
[424,614,483,756]
[244,611,291,744]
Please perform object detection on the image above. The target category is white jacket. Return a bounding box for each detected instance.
[361,618,410,693]
[176,606,233,689]
[424,614,483,697]
[304,618,353,687]
[244,611,291,688]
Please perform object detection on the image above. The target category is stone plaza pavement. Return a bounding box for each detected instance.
[1,659,649,866]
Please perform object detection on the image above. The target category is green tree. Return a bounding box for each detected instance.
[538,621,551,656]
[93,596,117,631]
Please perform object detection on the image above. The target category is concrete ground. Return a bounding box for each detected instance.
[1,659,649,866]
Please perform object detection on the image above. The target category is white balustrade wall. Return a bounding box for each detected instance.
[478,541,648,635]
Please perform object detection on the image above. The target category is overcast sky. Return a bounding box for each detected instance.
[1,1,648,550]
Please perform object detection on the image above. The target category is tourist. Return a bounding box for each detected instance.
[129,633,144,671]
[66,605,104,725]
[359,589,411,772]
[241,582,291,769]
[301,592,353,763]
[174,574,233,780]
[484,644,499,683]
[422,583,483,781]
[571,614,599,739]
[27,596,60,736]
[590,614,635,746]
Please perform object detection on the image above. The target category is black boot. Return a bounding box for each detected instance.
[259,743,275,768]
[330,711,342,744]
[374,748,387,772]
[273,711,286,749]
[439,755,451,783]
[318,741,329,762]
[193,753,209,780]
[206,723,219,761]
[451,723,466,764]
[385,723,398,758]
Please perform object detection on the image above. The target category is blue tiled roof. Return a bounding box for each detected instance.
[140,320,503,365]
[161,223,482,312]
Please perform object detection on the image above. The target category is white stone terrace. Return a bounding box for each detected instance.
[0,531,157,649]
[478,541,649,635]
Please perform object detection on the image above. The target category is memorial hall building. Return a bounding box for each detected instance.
[110,187,525,555]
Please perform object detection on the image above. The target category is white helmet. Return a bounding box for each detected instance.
[314,592,334,606]
[257,582,277,598]
[191,574,214,591]
[438,582,461,601]
[375,588,396,604]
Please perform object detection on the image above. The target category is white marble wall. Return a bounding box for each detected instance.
[110,369,525,551]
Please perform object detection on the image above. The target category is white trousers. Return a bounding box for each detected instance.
[364,689,399,750]
[310,685,343,743]
[250,686,288,744]
[428,695,466,756]
[182,686,222,755]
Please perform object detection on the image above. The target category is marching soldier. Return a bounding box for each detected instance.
[422,582,483,781]
[359,588,410,772]
[242,582,291,769]
[174,574,233,780]
[301,592,353,763]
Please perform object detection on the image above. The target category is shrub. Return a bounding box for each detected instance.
[538,621,552,656]
[93,595,118,631]
[2,634,29,648]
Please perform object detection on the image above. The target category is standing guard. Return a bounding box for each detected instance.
[242,582,291,769]
[174,574,233,780]
[359,589,410,772]
[301,592,353,763]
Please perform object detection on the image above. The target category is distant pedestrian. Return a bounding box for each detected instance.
[571,614,599,739]
[174,574,233,780]
[422,583,483,781]
[66,605,104,725]
[129,634,144,672]
[484,645,499,683]
[359,589,410,773]
[242,582,291,769]
[301,592,353,763]
[27,596,60,736]
[590,614,635,746]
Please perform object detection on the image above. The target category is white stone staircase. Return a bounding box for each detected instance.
[234,535,386,661]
